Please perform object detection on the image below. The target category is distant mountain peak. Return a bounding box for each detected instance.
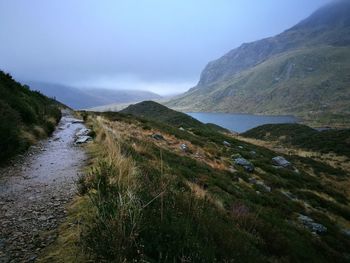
[291,0,350,30]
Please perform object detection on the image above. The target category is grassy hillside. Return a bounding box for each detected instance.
[44,103,350,262]
[0,71,61,165]
[243,123,350,157]
[121,100,229,132]
[166,1,350,127]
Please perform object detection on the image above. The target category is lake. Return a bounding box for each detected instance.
[187,112,298,133]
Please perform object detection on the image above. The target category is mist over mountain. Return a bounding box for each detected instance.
[166,0,350,126]
[26,81,162,109]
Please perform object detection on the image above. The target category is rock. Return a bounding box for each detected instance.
[272,156,291,168]
[255,181,271,192]
[298,214,327,234]
[281,190,297,200]
[179,127,185,131]
[151,134,165,141]
[234,158,254,172]
[76,128,91,137]
[223,141,231,147]
[75,136,92,144]
[231,153,242,159]
[72,120,84,124]
[238,145,244,149]
[180,143,189,152]
[250,151,257,156]
[342,229,350,237]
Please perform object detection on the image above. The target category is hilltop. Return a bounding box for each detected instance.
[120,100,229,132]
[166,0,350,127]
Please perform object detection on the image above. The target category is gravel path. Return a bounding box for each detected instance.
[0,112,87,262]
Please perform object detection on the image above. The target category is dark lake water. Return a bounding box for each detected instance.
[187,112,298,133]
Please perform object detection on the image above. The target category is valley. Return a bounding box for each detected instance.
[1,0,350,262]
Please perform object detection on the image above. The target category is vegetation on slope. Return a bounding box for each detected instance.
[0,71,61,165]
[243,123,350,157]
[67,105,350,262]
[121,100,229,132]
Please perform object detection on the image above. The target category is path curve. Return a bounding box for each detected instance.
[0,111,87,262]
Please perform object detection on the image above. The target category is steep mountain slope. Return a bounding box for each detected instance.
[27,82,161,109]
[0,72,61,164]
[166,0,350,126]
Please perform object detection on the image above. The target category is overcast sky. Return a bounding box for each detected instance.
[0,0,330,95]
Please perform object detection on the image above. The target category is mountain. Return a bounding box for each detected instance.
[0,72,61,164]
[27,82,162,109]
[166,0,350,127]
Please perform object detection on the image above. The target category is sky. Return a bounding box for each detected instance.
[0,0,331,95]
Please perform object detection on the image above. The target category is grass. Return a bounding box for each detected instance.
[242,123,350,157]
[0,71,62,165]
[70,110,350,262]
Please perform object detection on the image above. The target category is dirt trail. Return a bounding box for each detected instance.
[0,111,87,262]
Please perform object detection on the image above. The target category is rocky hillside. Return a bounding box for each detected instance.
[166,0,350,127]
[0,71,62,165]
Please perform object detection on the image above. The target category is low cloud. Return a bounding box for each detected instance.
[72,74,196,96]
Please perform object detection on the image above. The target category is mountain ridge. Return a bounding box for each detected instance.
[166,0,350,127]
[26,81,162,109]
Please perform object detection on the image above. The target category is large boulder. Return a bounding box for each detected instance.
[272,156,291,168]
[234,158,254,172]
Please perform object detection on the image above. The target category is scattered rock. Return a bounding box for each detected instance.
[341,229,350,238]
[76,128,91,137]
[180,143,189,152]
[151,134,165,141]
[281,190,297,201]
[272,156,291,168]
[255,181,271,192]
[249,178,271,192]
[72,119,84,124]
[250,151,257,156]
[75,136,92,144]
[231,153,242,159]
[238,145,244,149]
[234,158,254,172]
[179,127,185,131]
[223,141,231,147]
[298,214,327,234]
